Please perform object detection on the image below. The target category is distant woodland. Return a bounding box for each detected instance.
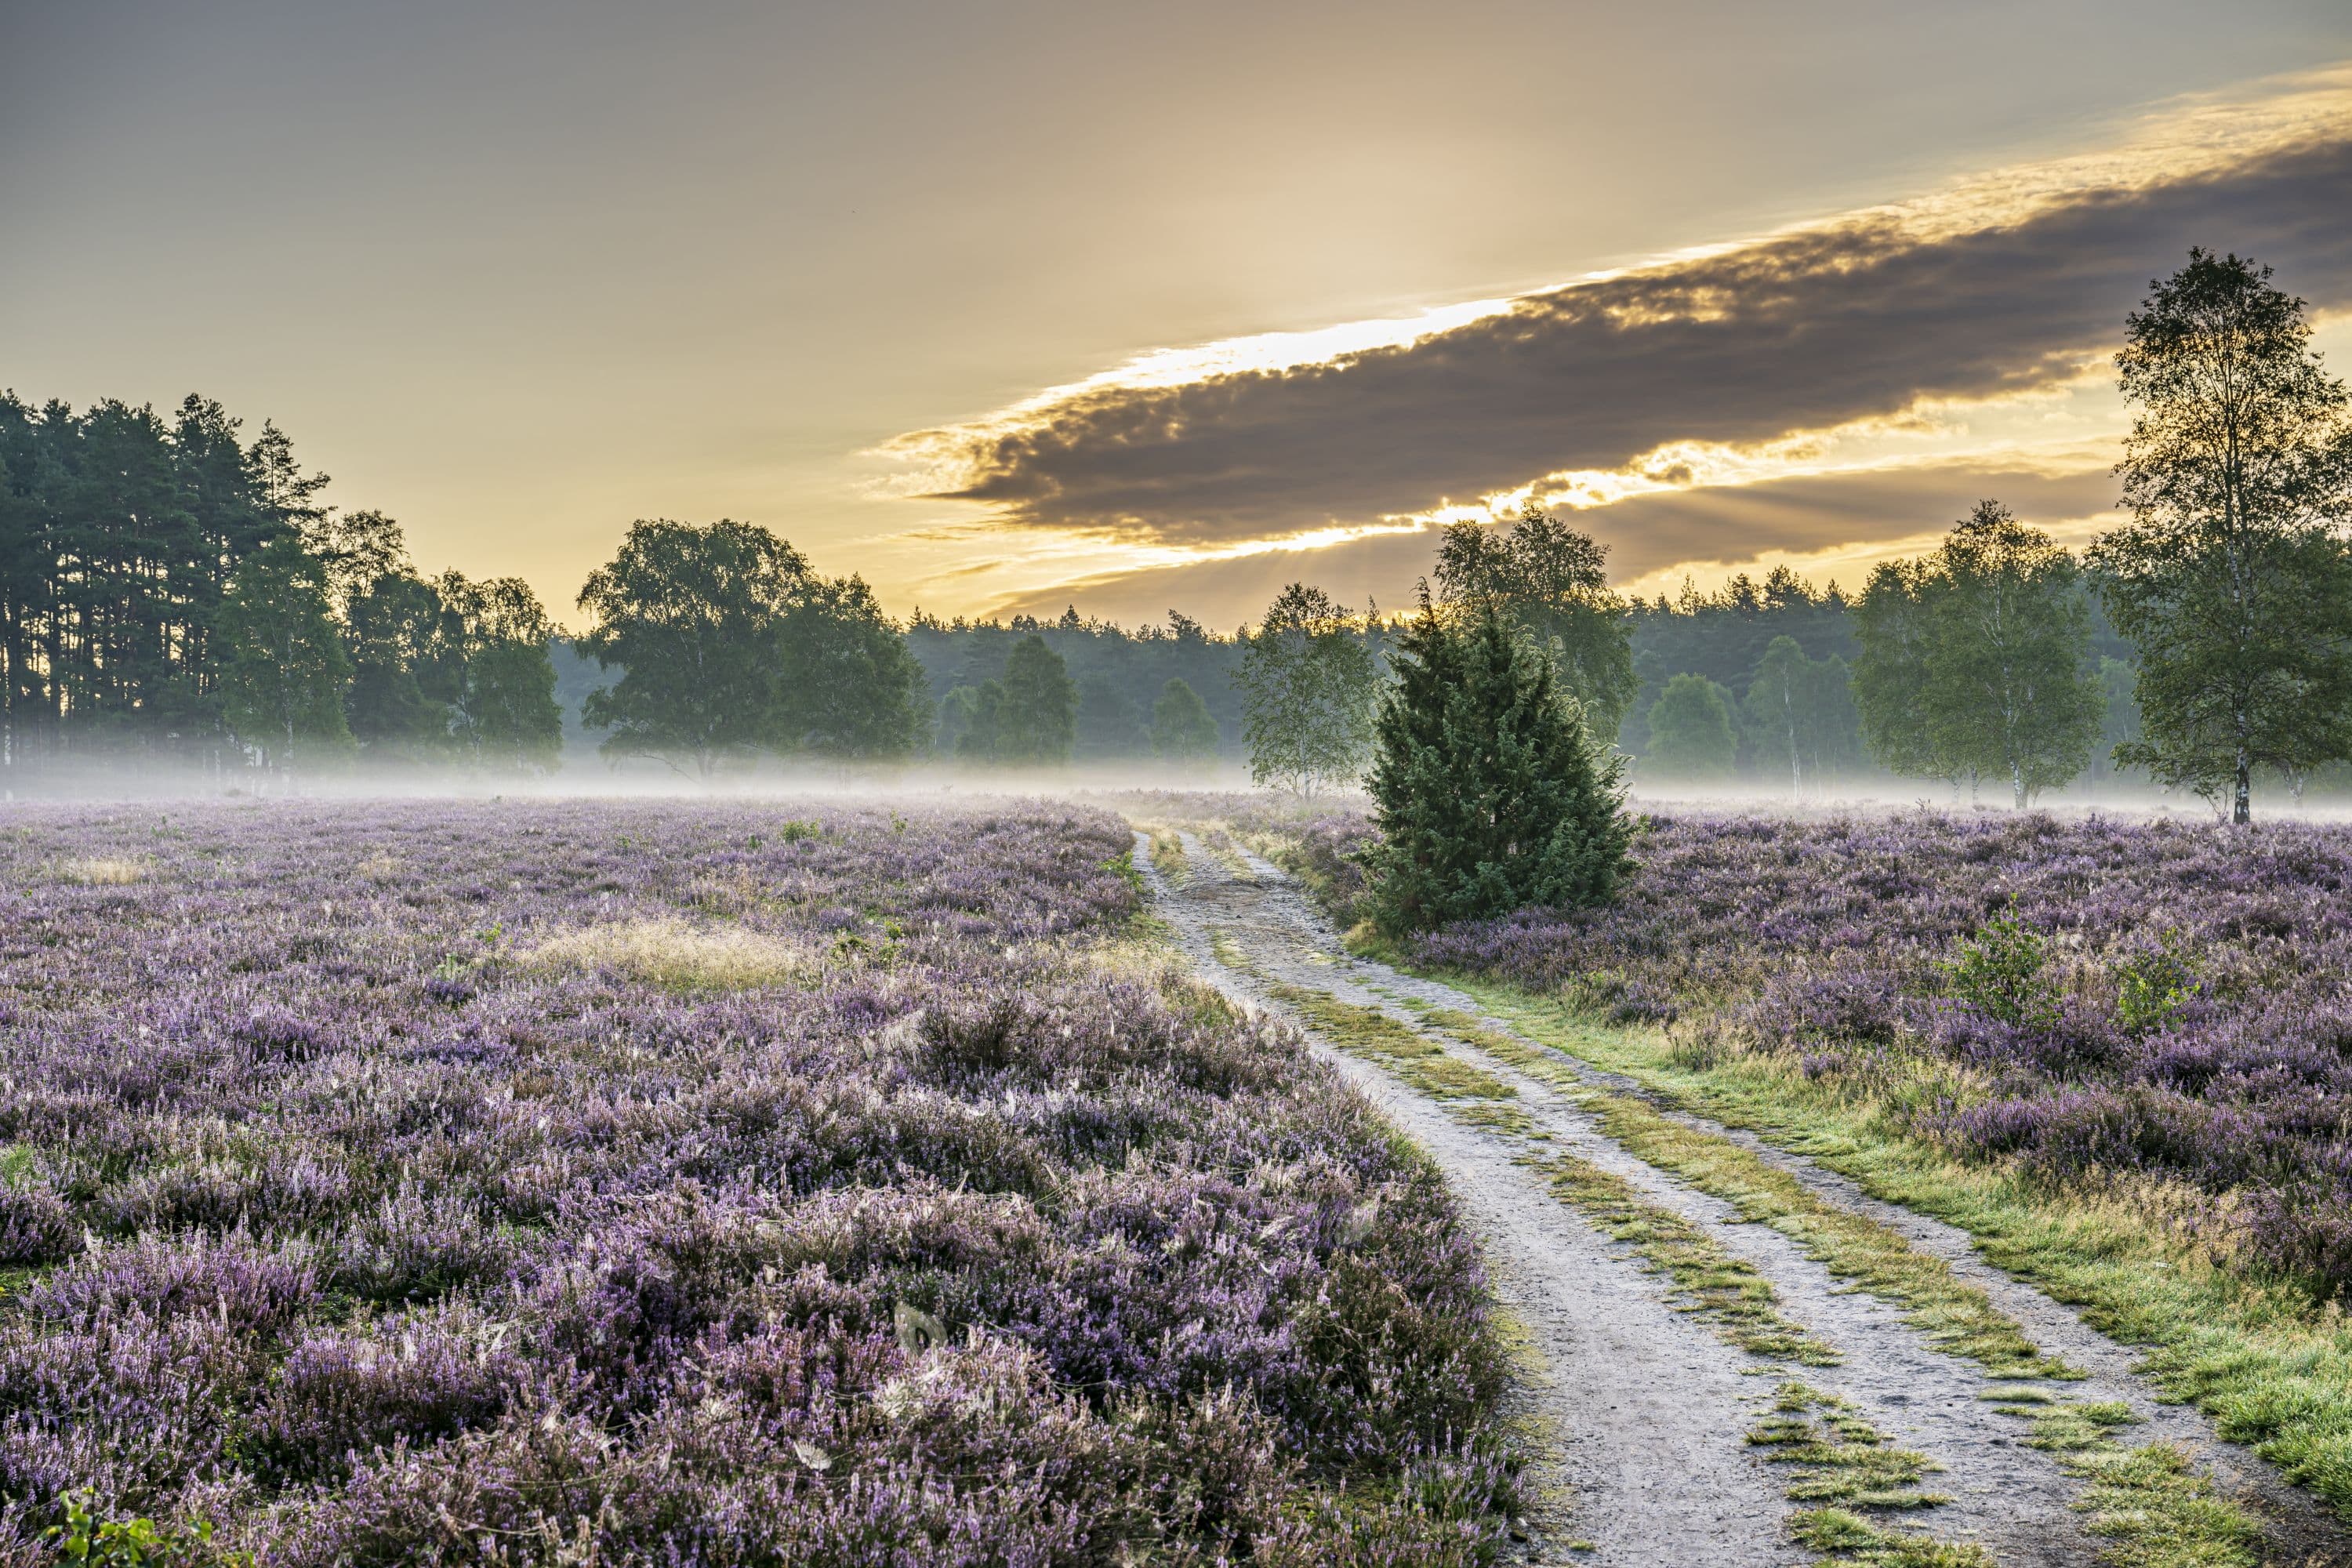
[0,390,2259,800]
[9,252,2350,815]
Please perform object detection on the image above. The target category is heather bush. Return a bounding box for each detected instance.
[1363,807,2352,1298]
[0,800,1515,1562]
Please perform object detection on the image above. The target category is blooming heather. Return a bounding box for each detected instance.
[1229,801,2352,1301]
[0,800,1512,1563]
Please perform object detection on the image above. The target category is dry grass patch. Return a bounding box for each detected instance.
[356,850,404,880]
[522,916,815,991]
[56,855,151,886]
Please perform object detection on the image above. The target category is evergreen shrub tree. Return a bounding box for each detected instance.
[1364,599,1631,938]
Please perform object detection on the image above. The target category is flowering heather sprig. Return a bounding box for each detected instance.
[0,799,1515,1562]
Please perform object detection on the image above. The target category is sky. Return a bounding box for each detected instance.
[7,0,2352,631]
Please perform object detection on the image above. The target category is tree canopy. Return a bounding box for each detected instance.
[1150,677,1219,768]
[776,575,932,761]
[1237,583,1380,795]
[1741,636,1860,799]
[575,520,815,776]
[1642,673,1737,782]
[1435,503,1638,741]
[1854,503,2102,806]
[215,535,352,772]
[956,635,1076,764]
[443,573,564,770]
[2090,250,2352,822]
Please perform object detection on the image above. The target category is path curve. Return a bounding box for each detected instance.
[1138,828,2352,1568]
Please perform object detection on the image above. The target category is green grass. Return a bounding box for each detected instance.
[1532,1150,1838,1365]
[1396,992,2068,1378]
[1198,898,2292,1565]
[1429,975,2310,1563]
[1790,1508,1995,1568]
[1439,978,2352,1512]
[1755,1382,1991,1566]
[1131,822,1188,886]
[1210,933,1524,1108]
[1753,1381,1951,1510]
[1969,1388,2260,1566]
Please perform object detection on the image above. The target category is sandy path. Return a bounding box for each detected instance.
[1138,829,2352,1567]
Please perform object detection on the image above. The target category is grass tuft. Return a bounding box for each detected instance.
[56,855,150,885]
[521,916,816,991]
[1533,1152,1838,1364]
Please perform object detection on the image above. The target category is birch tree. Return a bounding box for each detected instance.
[1854,503,2100,807]
[2090,250,2352,823]
[1932,504,2103,809]
[1237,583,1378,795]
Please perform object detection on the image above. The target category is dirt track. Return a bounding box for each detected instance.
[1137,828,2350,1568]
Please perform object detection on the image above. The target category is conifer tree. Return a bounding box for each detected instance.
[1364,598,1629,937]
[216,534,353,775]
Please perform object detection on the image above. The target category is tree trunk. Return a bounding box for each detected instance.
[2234,753,2252,825]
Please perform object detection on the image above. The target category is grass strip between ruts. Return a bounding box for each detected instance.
[1421,975,2304,1564]
[1218,958,2007,1563]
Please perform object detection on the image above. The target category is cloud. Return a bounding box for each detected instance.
[979,451,2130,628]
[886,76,2352,557]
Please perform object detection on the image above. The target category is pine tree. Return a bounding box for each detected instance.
[216,535,352,775]
[1075,674,1149,759]
[956,636,1075,764]
[1364,601,1629,937]
[998,635,1076,763]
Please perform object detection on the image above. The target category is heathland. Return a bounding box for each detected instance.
[0,800,1516,1563]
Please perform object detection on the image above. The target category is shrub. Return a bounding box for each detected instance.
[1942,910,2060,1031]
[2115,932,2200,1037]
[43,1493,245,1567]
[1365,601,1629,937]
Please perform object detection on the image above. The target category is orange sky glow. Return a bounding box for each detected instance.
[8,3,2351,631]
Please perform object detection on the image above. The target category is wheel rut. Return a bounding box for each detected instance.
[1136,827,2352,1568]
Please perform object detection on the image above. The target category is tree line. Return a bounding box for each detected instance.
[10,250,2344,817]
[0,395,563,779]
[1330,247,2352,949]
[1228,250,2352,822]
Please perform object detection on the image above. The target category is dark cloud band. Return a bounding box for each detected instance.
[982,456,2127,624]
[905,135,2352,547]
